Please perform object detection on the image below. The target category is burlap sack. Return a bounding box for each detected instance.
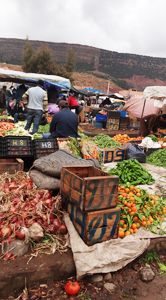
[32,149,100,178]
[29,169,60,190]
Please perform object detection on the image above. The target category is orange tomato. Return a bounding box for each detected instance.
[126,202,131,208]
[129,192,134,197]
[123,200,127,206]
[118,230,125,238]
[141,221,147,227]
[125,188,130,193]
[130,186,135,190]
[131,223,137,229]
[136,192,141,197]
[146,220,151,225]
[134,216,138,222]
[123,224,127,229]
[133,228,138,233]
[142,216,146,221]
[120,219,125,224]
[125,231,131,236]
[131,207,137,212]
[130,196,135,202]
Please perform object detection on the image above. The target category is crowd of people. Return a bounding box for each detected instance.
[0,81,84,138]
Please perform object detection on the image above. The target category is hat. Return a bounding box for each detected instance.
[58,100,69,108]
[161,114,166,120]
[37,80,44,87]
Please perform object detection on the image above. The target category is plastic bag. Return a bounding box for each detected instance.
[126,144,146,163]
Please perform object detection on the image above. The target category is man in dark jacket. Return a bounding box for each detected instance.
[139,114,166,137]
[13,100,27,123]
[42,100,79,138]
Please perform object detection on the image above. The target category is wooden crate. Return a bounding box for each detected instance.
[106,118,119,130]
[60,165,119,212]
[67,200,120,245]
[0,158,24,174]
[99,148,126,163]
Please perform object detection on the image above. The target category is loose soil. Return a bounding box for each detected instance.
[2,253,166,300]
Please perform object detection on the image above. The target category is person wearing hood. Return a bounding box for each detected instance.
[139,113,166,137]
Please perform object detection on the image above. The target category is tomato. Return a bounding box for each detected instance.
[65,281,80,295]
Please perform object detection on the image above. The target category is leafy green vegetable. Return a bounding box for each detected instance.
[146,148,166,168]
[94,133,121,148]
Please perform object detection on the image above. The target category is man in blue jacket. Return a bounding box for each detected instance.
[43,100,79,139]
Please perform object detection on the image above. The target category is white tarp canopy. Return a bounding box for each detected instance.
[143,86,166,108]
[0,68,71,91]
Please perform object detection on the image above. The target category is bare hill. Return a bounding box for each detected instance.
[1,38,166,90]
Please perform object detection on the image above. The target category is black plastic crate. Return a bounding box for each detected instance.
[120,116,129,124]
[145,147,162,156]
[4,136,33,157]
[0,136,4,157]
[33,138,58,159]
[107,110,121,119]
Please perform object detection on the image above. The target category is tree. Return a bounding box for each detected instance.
[31,43,57,75]
[22,37,34,72]
[65,47,76,73]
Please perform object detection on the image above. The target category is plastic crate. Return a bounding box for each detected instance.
[0,117,14,123]
[33,138,58,159]
[96,114,107,122]
[93,121,104,128]
[117,110,127,117]
[107,110,121,119]
[4,136,33,157]
[0,136,4,157]
[145,147,162,156]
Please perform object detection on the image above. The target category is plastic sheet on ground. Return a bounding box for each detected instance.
[64,163,166,280]
[64,213,150,280]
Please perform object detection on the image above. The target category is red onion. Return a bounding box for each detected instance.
[49,224,56,233]
[10,216,18,223]
[53,218,61,230]
[15,228,25,240]
[59,224,68,235]
[1,227,12,239]
[45,199,53,207]
[12,197,20,205]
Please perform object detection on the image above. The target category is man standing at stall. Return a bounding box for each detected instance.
[22,80,48,135]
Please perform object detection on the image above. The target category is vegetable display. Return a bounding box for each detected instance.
[0,172,67,258]
[118,185,166,237]
[94,134,121,148]
[147,134,158,142]
[108,159,155,185]
[146,148,166,168]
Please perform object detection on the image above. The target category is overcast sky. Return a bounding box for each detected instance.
[1,0,166,58]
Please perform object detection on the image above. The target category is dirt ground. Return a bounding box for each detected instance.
[3,252,166,300]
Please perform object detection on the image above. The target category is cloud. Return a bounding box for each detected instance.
[0,0,166,58]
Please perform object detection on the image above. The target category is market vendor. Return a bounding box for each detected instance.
[13,100,28,123]
[139,113,166,137]
[42,100,79,139]
[68,93,84,122]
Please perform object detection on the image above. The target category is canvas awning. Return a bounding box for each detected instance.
[0,68,71,91]
[143,86,166,108]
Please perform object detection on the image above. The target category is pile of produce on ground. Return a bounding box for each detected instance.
[57,134,101,160]
[0,122,16,136]
[94,133,121,148]
[146,148,166,168]
[108,159,155,185]
[4,121,43,139]
[113,134,143,144]
[118,185,166,238]
[58,137,81,157]
[0,172,68,260]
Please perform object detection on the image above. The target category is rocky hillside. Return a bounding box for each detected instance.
[1,38,166,90]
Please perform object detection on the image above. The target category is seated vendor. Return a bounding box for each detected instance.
[13,100,28,123]
[139,114,166,137]
[42,100,79,139]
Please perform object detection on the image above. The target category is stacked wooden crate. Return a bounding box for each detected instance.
[60,165,120,246]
